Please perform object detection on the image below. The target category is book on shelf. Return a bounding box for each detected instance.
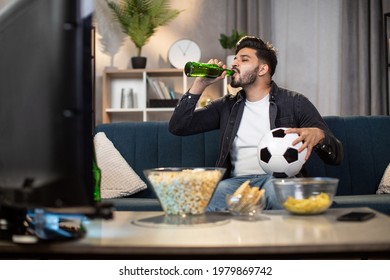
[158,80,172,99]
[146,75,164,99]
[147,75,178,100]
[152,80,165,99]
[167,87,176,99]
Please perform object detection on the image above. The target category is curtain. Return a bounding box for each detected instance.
[340,0,386,115]
[271,0,342,116]
[226,0,272,43]
[229,0,386,116]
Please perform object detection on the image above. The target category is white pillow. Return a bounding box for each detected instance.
[377,164,390,194]
[94,132,147,199]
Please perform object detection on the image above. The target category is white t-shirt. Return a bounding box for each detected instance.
[231,95,270,176]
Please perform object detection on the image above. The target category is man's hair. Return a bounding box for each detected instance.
[235,36,277,77]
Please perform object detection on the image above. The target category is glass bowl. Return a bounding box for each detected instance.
[143,168,225,216]
[226,192,266,216]
[273,177,339,215]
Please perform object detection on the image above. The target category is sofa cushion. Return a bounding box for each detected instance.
[377,164,390,194]
[94,132,147,198]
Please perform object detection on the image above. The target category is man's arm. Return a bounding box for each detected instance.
[169,92,221,135]
[169,59,228,136]
[287,95,344,165]
[287,127,343,165]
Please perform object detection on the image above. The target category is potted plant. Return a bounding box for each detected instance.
[219,29,246,67]
[106,0,182,68]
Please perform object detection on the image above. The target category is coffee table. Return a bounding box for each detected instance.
[0,207,389,259]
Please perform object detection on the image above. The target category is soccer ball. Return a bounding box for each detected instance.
[257,128,307,178]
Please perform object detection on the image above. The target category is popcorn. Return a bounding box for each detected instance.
[147,169,223,215]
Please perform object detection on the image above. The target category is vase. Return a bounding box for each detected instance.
[131,56,147,69]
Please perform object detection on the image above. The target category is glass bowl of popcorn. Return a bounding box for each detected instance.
[273,177,339,215]
[143,168,226,216]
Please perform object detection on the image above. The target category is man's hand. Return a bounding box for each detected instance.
[189,59,228,95]
[285,127,325,160]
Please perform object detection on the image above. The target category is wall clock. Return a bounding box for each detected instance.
[168,39,201,69]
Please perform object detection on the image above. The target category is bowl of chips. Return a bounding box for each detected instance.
[144,168,225,216]
[273,177,338,215]
[226,180,266,216]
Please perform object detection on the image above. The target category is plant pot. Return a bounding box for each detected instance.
[131,56,147,69]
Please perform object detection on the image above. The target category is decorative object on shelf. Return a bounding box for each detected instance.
[219,29,246,67]
[106,0,183,69]
[120,88,134,108]
[95,0,126,69]
[168,39,201,69]
[199,98,211,108]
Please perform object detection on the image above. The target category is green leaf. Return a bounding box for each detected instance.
[106,0,183,56]
[219,29,247,51]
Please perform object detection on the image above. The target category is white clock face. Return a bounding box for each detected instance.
[168,39,201,69]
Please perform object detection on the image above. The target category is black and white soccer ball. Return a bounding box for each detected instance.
[257,128,307,178]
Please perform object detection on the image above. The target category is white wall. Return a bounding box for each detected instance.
[95,0,233,124]
[95,0,389,123]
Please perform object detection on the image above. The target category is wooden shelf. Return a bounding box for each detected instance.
[102,68,186,123]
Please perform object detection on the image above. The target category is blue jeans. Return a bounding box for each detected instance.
[207,174,281,211]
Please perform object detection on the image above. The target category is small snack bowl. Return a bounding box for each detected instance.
[226,180,266,216]
[226,193,266,216]
[143,167,225,216]
[273,177,339,215]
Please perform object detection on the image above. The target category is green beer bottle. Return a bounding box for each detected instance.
[92,152,101,202]
[184,61,235,78]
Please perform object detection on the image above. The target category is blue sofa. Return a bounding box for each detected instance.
[95,116,390,214]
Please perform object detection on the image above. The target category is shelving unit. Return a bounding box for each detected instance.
[102,68,187,123]
[101,68,236,123]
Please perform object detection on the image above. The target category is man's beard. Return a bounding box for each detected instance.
[230,66,259,88]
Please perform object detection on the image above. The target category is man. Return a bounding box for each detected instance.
[169,36,343,210]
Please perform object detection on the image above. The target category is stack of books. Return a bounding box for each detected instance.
[147,76,179,108]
